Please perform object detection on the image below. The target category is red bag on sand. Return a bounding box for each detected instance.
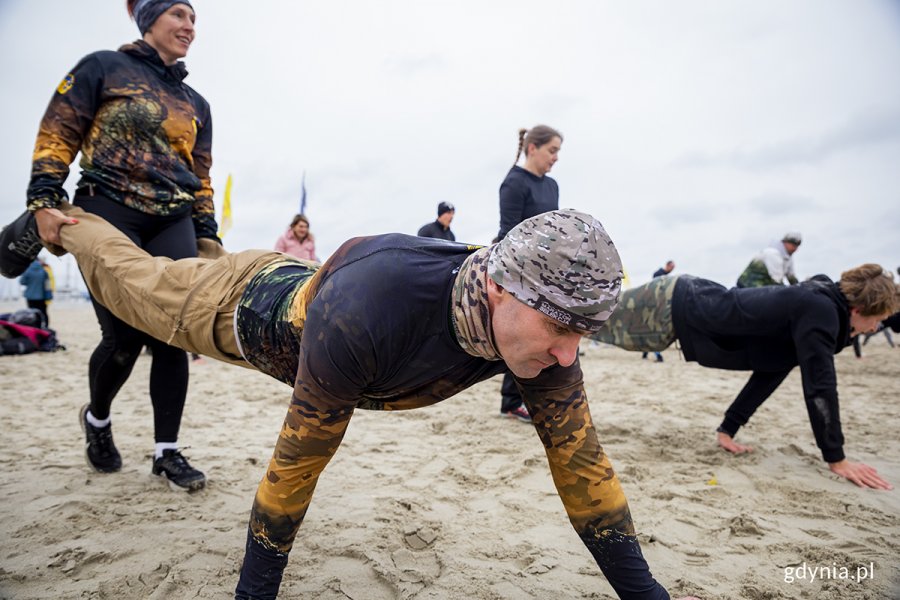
[0,319,63,354]
[0,319,50,346]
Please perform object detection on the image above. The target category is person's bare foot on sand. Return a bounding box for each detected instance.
[717,431,753,454]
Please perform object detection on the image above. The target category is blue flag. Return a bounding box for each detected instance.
[299,171,307,215]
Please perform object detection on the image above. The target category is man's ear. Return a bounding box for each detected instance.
[486,276,498,296]
[486,277,505,307]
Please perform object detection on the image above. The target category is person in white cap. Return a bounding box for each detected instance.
[737,232,802,288]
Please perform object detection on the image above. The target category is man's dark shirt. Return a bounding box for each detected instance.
[234,234,667,600]
[417,220,455,241]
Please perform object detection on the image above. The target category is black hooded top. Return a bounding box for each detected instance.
[672,275,851,462]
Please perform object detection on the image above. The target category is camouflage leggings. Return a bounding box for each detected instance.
[590,275,680,352]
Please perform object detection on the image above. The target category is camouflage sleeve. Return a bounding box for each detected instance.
[190,103,219,241]
[237,291,370,598]
[237,349,357,598]
[522,371,669,598]
[27,54,103,211]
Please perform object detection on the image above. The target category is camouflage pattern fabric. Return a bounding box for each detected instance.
[737,259,780,288]
[523,377,634,537]
[234,234,664,597]
[236,259,319,386]
[451,245,500,360]
[27,40,217,239]
[489,209,622,333]
[591,275,679,352]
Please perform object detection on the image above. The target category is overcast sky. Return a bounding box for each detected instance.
[1,0,898,297]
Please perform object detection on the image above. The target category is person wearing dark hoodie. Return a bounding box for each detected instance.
[495,125,563,422]
[24,0,219,490]
[591,264,898,490]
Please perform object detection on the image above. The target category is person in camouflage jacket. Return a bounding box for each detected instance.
[26,0,218,490]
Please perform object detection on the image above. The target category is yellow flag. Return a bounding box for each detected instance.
[218,174,233,238]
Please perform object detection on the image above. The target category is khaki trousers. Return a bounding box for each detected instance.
[57,203,282,368]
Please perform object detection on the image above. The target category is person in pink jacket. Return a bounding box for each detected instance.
[274,214,318,261]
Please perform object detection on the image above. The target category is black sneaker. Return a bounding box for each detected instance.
[0,211,43,278]
[152,449,206,492]
[79,404,122,473]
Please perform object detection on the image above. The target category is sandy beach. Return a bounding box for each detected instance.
[0,300,897,599]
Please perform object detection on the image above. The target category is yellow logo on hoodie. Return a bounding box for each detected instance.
[57,73,75,95]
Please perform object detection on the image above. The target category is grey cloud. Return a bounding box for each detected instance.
[674,106,900,170]
[745,192,818,215]
[650,201,725,225]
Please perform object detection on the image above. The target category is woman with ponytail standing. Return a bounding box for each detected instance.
[496,125,563,422]
[26,0,218,491]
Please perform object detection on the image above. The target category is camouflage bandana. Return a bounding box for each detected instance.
[451,246,501,361]
[488,209,622,333]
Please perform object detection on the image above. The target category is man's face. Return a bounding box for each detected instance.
[849,308,888,336]
[488,279,584,378]
[438,210,454,227]
[783,241,799,255]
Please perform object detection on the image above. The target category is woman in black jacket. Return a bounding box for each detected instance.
[495,125,563,421]
[592,263,898,490]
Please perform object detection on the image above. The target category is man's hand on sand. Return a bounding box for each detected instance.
[34,207,77,246]
[829,459,892,490]
[717,431,753,454]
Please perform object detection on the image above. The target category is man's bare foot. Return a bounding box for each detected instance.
[717,431,753,454]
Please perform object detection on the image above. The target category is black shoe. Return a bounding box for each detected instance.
[79,404,122,473]
[152,449,206,492]
[0,211,43,278]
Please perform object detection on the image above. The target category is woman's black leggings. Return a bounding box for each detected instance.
[75,194,197,443]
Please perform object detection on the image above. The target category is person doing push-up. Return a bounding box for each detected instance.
[1,206,701,600]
